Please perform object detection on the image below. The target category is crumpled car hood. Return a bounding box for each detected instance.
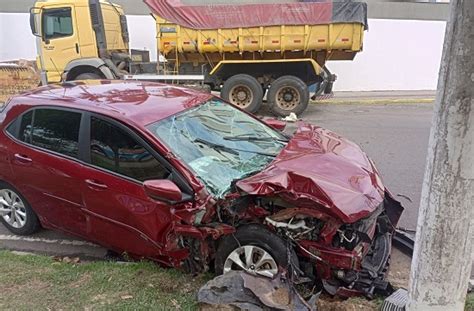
[236,123,385,223]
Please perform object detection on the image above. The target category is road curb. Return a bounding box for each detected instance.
[311,98,435,105]
[0,234,107,260]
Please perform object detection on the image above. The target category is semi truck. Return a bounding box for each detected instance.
[29,0,367,116]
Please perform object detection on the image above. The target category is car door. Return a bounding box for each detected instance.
[40,5,81,82]
[80,114,177,257]
[7,108,88,237]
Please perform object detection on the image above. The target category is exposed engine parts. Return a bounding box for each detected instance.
[172,191,402,300]
[265,216,315,240]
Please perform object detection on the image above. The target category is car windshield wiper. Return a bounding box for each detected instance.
[193,137,278,157]
[223,134,288,142]
[194,137,239,155]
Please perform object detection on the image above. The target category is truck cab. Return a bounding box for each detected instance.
[30,0,130,84]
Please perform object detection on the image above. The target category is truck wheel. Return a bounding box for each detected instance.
[214,224,300,278]
[268,76,309,117]
[221,74,263,113]
[75,72,103,80]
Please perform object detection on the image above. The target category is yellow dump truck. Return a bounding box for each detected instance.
[29,0,367,116]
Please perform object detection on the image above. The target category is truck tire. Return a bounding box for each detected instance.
[221,74,263,113]
[214,224,300,278]
[75,72,103,80]
[268,76,309,117]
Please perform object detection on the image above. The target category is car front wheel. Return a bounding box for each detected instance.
[0,183,40,235]
[214,224,299,278]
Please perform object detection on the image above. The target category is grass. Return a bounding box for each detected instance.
[0,250,209,310]
[467,293,474,311]
[0,250,472,310]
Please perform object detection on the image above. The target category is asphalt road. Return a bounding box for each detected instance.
[0,101,433,257]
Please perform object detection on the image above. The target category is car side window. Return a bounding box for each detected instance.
[90,117,169,182]
[5,110,34,142]
[30,109,81,158]
[18,111,33,143]
[42,8,73,40]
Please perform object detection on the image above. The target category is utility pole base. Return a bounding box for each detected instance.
[382,288,468,311]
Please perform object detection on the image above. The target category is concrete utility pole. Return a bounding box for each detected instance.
[407,0,474,310]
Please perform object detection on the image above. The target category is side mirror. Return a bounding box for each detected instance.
[29,8,42,37]
[263,118,286,131]
[143,180,182,203]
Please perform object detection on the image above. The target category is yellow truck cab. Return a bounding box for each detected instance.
[30,0,129,84]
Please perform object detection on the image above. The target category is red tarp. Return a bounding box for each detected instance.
[144,0,367,30]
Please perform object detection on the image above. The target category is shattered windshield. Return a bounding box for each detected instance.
[147,99,287,198]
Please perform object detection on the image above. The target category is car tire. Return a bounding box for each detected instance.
[0,183,40,235]
[214,224,299,278]
[75,72,103,80]
[221,74,263,113]
[268,75,309,117]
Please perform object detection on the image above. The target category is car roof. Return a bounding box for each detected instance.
[11,80,213,126]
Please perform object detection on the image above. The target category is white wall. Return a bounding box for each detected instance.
[125,15,157,62]
[329,18,446,91]
[0,13,446,91]
[0,13,157,62]
[0,13,37,61]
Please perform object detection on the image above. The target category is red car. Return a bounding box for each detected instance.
[0,81,403,298]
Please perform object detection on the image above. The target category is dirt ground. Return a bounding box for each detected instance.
[388,248,412,289]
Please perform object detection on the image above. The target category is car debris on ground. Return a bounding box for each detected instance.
[198,271,319,311]
[282,112,299,122]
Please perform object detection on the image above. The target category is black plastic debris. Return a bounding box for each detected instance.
[393,229,416,255]
[197,271,318,310]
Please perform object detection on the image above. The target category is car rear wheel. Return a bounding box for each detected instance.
[268,75,309,117]
[214,224,299,278]
[221,74,263,113]
[0,183,40,235]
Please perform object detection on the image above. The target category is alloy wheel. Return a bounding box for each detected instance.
[223,245,278,278]
[0,189,27,229]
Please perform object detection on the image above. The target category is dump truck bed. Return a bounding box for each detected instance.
[156,20,365,60]
[147,0,367,63]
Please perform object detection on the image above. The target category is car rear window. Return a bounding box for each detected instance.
[28,109,82,159]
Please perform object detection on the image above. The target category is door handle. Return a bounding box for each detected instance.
[85,179,108,190]
[75,43,79,54]
[14,153,32,164]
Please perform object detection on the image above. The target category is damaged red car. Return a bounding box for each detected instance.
[0,81,403,298]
